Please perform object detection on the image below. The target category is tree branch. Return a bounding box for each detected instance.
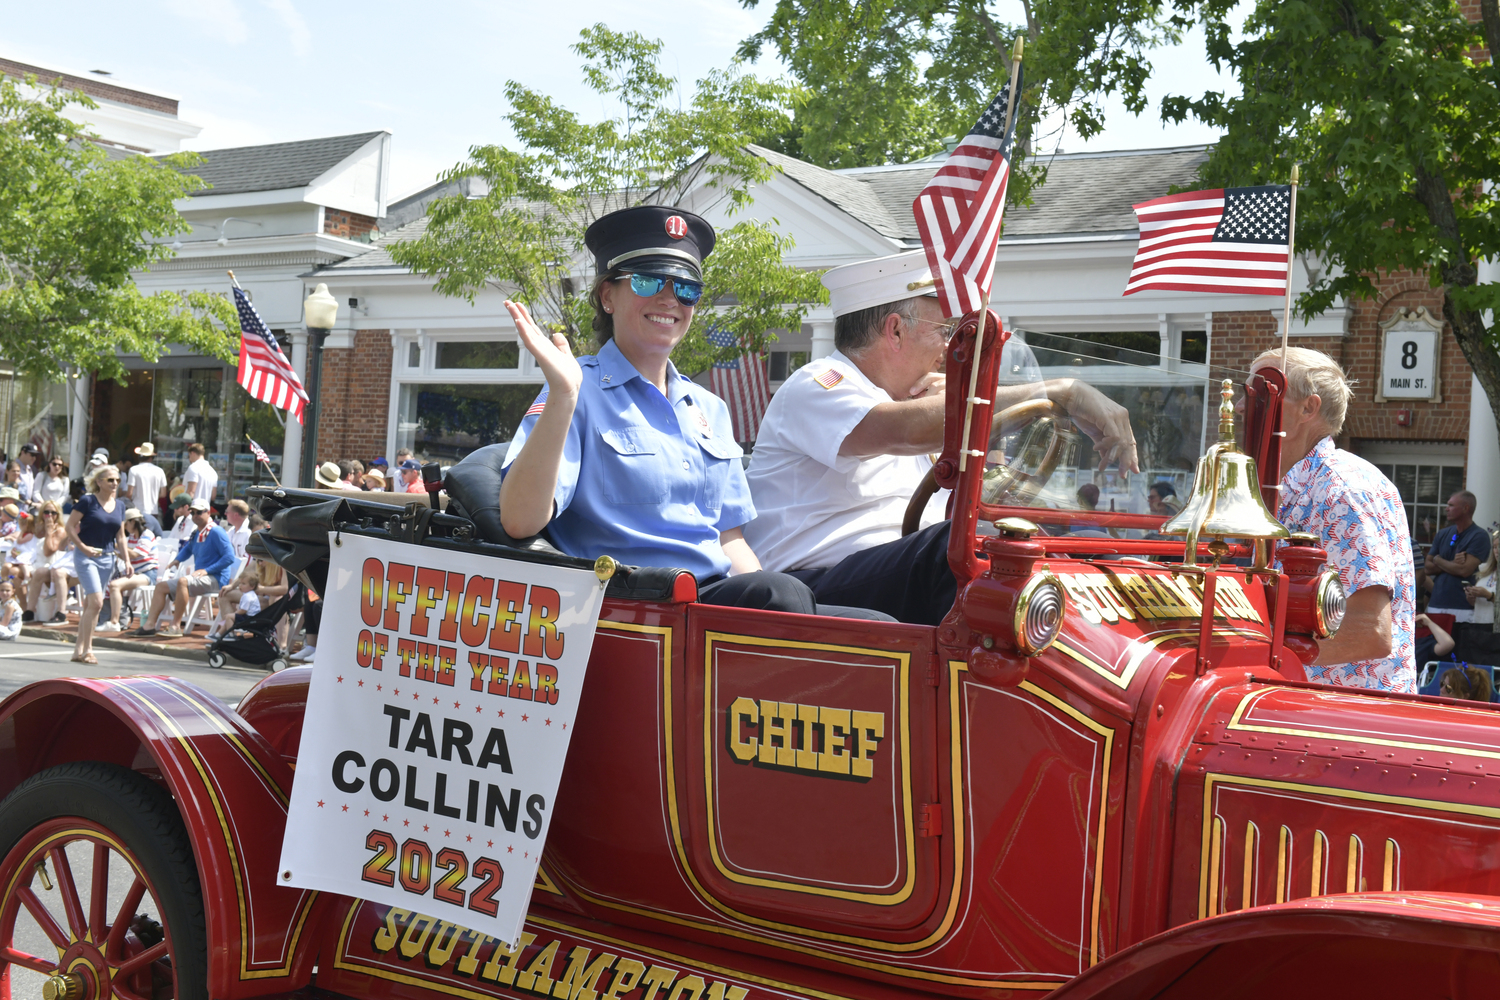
[1481,0,1500,82]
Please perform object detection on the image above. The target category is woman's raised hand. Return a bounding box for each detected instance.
[506,300,581,397]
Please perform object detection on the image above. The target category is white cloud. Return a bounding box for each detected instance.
[262,0,312,59]
[160,0,249,45]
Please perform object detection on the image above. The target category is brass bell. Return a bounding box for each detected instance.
[1162,379,1288,566]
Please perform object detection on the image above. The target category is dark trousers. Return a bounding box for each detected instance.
[697,571,895,621]
[788,522,955,626]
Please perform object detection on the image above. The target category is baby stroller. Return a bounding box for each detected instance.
[205,591,293,671]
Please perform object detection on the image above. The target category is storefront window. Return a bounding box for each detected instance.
[0,367,72,464]
[394,383,541,465]
[434,341,520,369]
[1373,461,1465,544]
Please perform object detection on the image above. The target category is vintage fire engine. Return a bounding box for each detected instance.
[2,313,1498,1000]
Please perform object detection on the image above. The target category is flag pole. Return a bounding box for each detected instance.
[1278,164,1300,371]
[247,435,281,487]
[228,269,242,290]
[958,34,1024,474]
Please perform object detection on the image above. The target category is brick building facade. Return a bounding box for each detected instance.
[310,330,394,465]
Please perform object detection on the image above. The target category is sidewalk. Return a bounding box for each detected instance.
[22,611,297,665]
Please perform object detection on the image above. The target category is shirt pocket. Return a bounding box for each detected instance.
[597,427,670,505]
[697,435,744,512]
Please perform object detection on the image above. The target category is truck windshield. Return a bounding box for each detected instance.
[980,329,1230,530]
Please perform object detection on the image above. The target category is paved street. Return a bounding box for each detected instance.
[0,634,270,709]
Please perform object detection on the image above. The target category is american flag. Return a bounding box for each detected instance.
[706,326,770,443]
[1124,186,1292,296]
[234,286,308,422]
[247,437,271,465]
[912,69,1023,318]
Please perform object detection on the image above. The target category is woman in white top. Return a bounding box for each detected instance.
[34,457,69,506]
[25,500,72,622]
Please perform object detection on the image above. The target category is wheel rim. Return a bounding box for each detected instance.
[0,819,179,1000]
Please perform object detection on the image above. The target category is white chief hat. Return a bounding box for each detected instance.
[820,249,937,319]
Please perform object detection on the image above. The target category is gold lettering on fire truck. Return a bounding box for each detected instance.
[371,908,750,1000]
[724,698,884,779]
[1056,572,1263,625]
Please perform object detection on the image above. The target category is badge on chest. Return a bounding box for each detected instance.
[692,405,713,439]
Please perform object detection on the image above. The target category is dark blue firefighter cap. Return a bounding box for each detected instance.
[584,205,716,283]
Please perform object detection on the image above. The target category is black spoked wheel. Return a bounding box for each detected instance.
[0,762,208,1000]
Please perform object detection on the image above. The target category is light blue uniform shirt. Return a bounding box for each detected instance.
[501,338,753,580]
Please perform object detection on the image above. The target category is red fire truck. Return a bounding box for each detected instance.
[0,314,1496,1000]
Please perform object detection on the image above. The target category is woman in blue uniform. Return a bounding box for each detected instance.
[499,206,820,612]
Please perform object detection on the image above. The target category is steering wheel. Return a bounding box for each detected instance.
[901,398,1066,536]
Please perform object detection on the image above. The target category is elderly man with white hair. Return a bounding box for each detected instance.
[744,250,1138,624]
[1250,346,1416,691]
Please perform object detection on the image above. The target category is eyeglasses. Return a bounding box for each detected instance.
[41,511,56,517]
[912,316,959,341]
[616,273,704,307]
[100,477,118,483]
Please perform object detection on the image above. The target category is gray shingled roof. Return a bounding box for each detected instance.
[317,216,429,271]
[818,145,1211,242]
[749,144,906,239]
[173,131,384,196]
[317,144,1211,277]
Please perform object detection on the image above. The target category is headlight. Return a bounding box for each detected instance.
[1014,572,1066,655]
[1315,571,1346,638]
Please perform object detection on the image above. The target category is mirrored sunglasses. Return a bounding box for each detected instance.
[618,272,703,307]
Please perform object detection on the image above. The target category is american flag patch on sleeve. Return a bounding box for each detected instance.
[525,389,549,416]
[814,369,844,389]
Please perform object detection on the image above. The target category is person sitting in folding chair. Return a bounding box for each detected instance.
[132,498,236,638]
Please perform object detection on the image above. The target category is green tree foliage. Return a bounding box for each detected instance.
[738,0,1186,197]
[0,76,237,382]
[389,25,827,374]
[1162,0,1500,447]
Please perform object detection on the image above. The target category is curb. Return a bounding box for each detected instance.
[20,625,214,663]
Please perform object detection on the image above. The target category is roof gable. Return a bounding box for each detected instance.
[174,131,386,197]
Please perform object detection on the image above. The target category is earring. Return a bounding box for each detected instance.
[605,306,613,313]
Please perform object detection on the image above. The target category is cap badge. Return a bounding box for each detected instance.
[665,215,688,239]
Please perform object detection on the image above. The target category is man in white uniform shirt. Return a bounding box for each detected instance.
[744,250,1138,624]
[182,443,218,503]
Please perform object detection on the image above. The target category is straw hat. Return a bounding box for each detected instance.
[314,461,343,488]
[134,442,156,457]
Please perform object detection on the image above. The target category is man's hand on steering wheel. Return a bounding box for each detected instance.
[1055,379,1139,473]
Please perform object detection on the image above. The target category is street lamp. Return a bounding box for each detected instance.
[300,283,339,488]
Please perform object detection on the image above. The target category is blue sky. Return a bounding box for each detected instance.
[3,0,1229,201]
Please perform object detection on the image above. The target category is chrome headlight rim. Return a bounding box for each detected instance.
[1314,570,1346,638]
[1013,571,1067,656]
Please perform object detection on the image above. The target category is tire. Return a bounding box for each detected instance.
[0,762,208,1000]
[206,651,226,670]
[269,658,288,673]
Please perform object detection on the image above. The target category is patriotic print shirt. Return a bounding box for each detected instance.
[1277,437,1416,692]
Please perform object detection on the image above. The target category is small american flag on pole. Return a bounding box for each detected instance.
[911,68,1024,318]
[234,286,308,422]
[247,437,271,465]
[1124,186,1292,296]
[706,326,770,444]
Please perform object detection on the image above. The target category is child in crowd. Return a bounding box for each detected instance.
[100,509,159,633]
[0,581,22,640]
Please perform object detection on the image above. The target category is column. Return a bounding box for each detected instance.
[68,368,90,475]
[810,319,835,360]
[1474,258,1500,530]
[282,330,308,488]
[1469,375,1500,530]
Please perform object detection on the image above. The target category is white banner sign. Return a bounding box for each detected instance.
[279,534,607,947]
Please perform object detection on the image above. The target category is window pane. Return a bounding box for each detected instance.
[435,341,519,369]
[1180,331,1207,364]
[1393,465,1416,505]
[152,368,227,498]
[395,382,542,465]
[408,343,421,368]
[769,352,787,381]
[1023,331,1161,369]
[1441,465,1465,502]
[1417,465,1441,504]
